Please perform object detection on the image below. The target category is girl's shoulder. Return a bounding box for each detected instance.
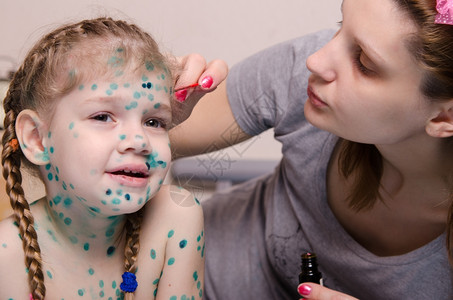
[0,216,29,298]
[141,184,203,235]
[145,184,203,217]
[0,215,23,254]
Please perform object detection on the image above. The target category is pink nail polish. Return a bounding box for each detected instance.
[201,76,213,89]
[175,89,188,102]
[298,284,312,296]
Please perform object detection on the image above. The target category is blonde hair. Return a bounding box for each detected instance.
[1,17,172,299]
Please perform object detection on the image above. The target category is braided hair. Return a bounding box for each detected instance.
[1,17,173,299]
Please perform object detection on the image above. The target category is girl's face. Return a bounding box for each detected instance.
[305,0,438,145]
[40,66,173,216]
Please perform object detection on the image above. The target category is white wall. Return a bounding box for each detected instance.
[0,0,342,161]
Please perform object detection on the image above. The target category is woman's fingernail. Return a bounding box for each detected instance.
[175,89,188,102]
[298,284,312,296]
[201,76,213,89]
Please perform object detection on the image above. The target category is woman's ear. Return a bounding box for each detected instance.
[426,105,453,138]
[15,109,49,166]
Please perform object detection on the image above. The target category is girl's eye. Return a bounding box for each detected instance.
[91,113,113,122]
[145,118,166,129]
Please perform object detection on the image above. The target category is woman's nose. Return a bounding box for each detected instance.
[306,38,338,82]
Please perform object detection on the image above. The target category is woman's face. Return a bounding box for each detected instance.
[305,0,438,145]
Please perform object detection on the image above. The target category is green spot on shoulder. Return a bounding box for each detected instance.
[168,257,175,265]
[168,230,174,238]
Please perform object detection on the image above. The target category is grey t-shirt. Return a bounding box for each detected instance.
[202,30,453,299]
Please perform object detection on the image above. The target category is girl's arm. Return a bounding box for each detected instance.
[155,187,205,299]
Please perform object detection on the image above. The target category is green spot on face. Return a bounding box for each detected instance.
[78,84,84,90]
[83,243,90,251]
[89,206,100,213]
[119,134,126,140]
[108,56,124,68]
[148,94,154,101]
[64,217,72,225]
[168,230,175,238]
[106,89,113,96]
[69,122,74,130]
[154,103,161,109]
[91,84,98,91]
[112,198,121,205]
[150,249,156,259]
[125,101,138,110]
[112,280,117,288]
[46,270,53,279]
[78,289,84,296]
[124,83,130,88]
[168,257,175,265]
[142,75,148,82]
[110,83,118,90]
[145,61,154,71]
[47,173,53,181]
[99,279,104,288]
[63,197,73,208]
[88,268,94,275]
[193,271,198,281]
[133,91,141,99]
[53,195,62,205]
[2,243,6,248]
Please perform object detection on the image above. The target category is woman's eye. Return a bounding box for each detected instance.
[92,113,113,122]
[145,118,165,128]
[353,48,373,76]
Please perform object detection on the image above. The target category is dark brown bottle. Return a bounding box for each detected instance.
[299,252,323,285]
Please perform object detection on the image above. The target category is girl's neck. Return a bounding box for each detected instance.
[33,197,128,256]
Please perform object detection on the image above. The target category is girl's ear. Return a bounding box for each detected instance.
[15,109,49,166]
[426,105,453,138]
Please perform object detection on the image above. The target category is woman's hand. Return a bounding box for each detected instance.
[298,283,359,300]
[170,54,228,126]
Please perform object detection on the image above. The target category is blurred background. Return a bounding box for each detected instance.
[0,0,342,218]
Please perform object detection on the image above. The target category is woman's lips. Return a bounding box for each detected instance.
[307,86,328,108]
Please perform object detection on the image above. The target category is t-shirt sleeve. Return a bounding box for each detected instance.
[226,29,335,137]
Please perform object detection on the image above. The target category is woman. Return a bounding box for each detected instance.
[172,0,453,298]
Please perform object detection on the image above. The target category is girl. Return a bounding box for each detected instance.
[170,0,453,299]
[0,17,204,299]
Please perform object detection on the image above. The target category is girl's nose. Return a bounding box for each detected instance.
[117,132,151,155]
[306,37,338,83]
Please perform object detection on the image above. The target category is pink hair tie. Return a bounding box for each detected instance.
[30,294,35,300]
[435,0,453,25]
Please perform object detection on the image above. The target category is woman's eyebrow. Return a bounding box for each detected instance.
[354,36,386,64]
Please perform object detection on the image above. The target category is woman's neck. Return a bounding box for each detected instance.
[375,134,452,202]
